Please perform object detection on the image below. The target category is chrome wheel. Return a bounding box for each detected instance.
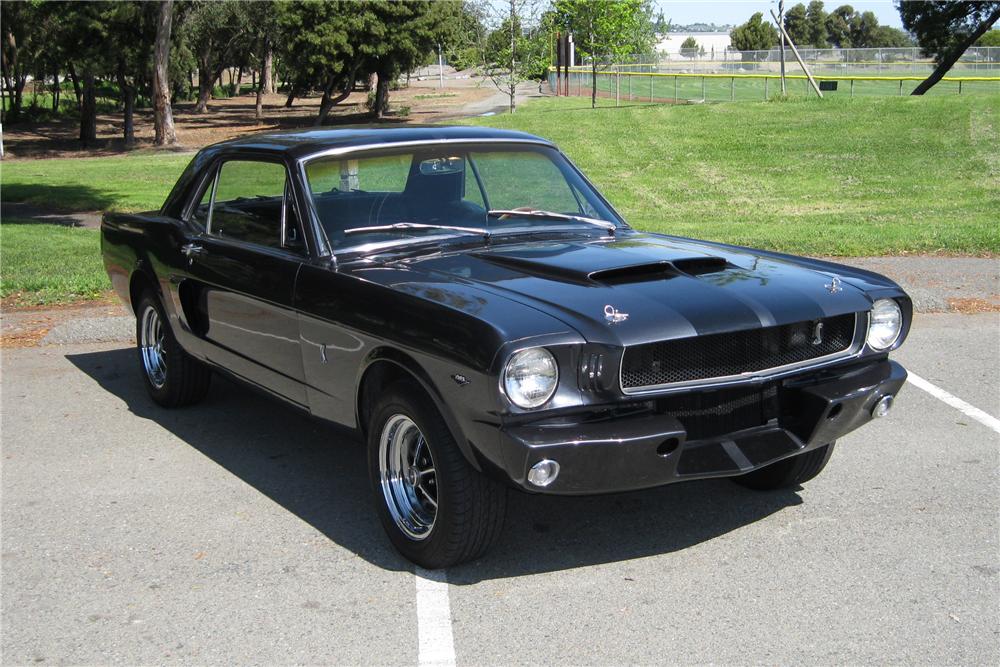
[140,304,167,389]
[379,414,438,540]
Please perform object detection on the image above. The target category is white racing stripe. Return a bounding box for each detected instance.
[415,567,456,667]
[907,372,1000,435]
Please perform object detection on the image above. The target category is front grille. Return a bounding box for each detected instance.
[656,384,779,440]
[621,313,857,391]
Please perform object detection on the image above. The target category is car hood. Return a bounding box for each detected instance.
[364,232,880,347]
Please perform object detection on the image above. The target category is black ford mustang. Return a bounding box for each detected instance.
[102,126,910,568]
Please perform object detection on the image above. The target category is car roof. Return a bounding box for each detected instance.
[205,125,554,161]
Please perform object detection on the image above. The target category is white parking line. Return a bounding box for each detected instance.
[908,372,1000,435]
[415,567,456,667]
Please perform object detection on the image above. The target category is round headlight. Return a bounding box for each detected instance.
[503,348,558,409]
[867,298,902,350]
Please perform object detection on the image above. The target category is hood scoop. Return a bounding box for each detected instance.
[589,257,729,284]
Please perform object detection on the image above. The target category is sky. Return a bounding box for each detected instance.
[655,0,904,29]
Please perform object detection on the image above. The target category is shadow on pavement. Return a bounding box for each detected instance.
[67,346,802,582]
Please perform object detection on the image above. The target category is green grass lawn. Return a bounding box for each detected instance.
[468,94,999,256]
[1,93,997,305]
[2,151,193,213]
[1,222,110,305]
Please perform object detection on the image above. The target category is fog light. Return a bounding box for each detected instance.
[872,395,894,418]
[528,459,560,487]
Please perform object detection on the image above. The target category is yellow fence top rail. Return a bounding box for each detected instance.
[551,66,1000,83]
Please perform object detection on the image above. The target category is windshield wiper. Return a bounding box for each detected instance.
[487,209,616,235]
[344,222,490,238]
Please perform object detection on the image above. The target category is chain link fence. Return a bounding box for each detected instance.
[614,46,1000,75]
[549,47,1000,103]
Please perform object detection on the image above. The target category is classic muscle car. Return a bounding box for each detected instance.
[102,126,910,568]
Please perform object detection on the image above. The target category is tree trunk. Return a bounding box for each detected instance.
[117,66,136,147]
[2,30,22,117]
[509,0,516,114]
[263,44,274,94]
[67,62,82,108]
[911,6,1000,95]
[153,0,178,146]
[284,80,300,108]
[79,71,97,146]
[591,60,597,109]
[255,47,267,120]
[371,71,390,118]
[590,24,597,109]
[195,64,213,112]
[316,66,357,125]
[51,68,60,112]
[233,65,243,96]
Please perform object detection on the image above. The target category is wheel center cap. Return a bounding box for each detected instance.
[406,467,419,487]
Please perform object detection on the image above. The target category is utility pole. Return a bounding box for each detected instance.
[438,44,444,89]
[778,0,786,94]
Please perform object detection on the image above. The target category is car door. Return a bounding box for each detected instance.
[180,155,309,407]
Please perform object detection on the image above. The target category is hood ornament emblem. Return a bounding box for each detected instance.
[825,276,843,294]
[604,304,629,324]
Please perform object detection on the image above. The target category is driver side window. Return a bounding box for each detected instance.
[207,160,300,250]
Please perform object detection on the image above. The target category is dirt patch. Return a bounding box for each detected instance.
[1,296,123,348]
[2,85,496,160]
[947,297,1000,314]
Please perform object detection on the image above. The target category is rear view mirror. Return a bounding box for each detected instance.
[419,156,464,176]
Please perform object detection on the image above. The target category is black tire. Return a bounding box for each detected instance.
[135,290,211,408]
[732,442,836,491]
[366,380,506,569]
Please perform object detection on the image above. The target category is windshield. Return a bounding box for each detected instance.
[303,144,623,250]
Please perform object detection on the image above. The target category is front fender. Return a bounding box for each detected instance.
[356,348,492,473]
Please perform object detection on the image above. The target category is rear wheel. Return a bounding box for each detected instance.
[136,290,211,408]
[732,443,835,491]
[367,380,506,568]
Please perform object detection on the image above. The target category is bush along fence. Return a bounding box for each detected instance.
[547,66,1000,104]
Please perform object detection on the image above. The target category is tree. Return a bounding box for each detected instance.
[654,11,670,37]
[849,10,881,48]
[1,1,43,121]
[825,5,854,48]
[874,26,913,48]
[154,0,178,145]
[977,29,1000,46]
[680,35,698,58]
[730,12,779,59]
[181,0,250,113]
[784,4,811,46]
[475,0,548,114]
[806,1,829,48]
[358,1,439,118]
[104,2,158,147]
[553,0,657,108]
[274,1,357,121]
[898,0,1000,94]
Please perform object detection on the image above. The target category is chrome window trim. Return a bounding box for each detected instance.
[618,312,866,396]
[298,138,611,260]
[298,137,555,165]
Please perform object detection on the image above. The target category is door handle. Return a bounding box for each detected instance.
[181,243,205,257]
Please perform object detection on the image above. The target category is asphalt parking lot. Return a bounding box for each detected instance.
[2,312,998,665]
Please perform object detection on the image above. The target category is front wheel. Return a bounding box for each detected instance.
[367,381,506,569]
[135,290,211,408]
[732,443,835,491]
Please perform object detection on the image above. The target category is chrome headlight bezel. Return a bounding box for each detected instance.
[866,298,903,351]
[502,347,559,409]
